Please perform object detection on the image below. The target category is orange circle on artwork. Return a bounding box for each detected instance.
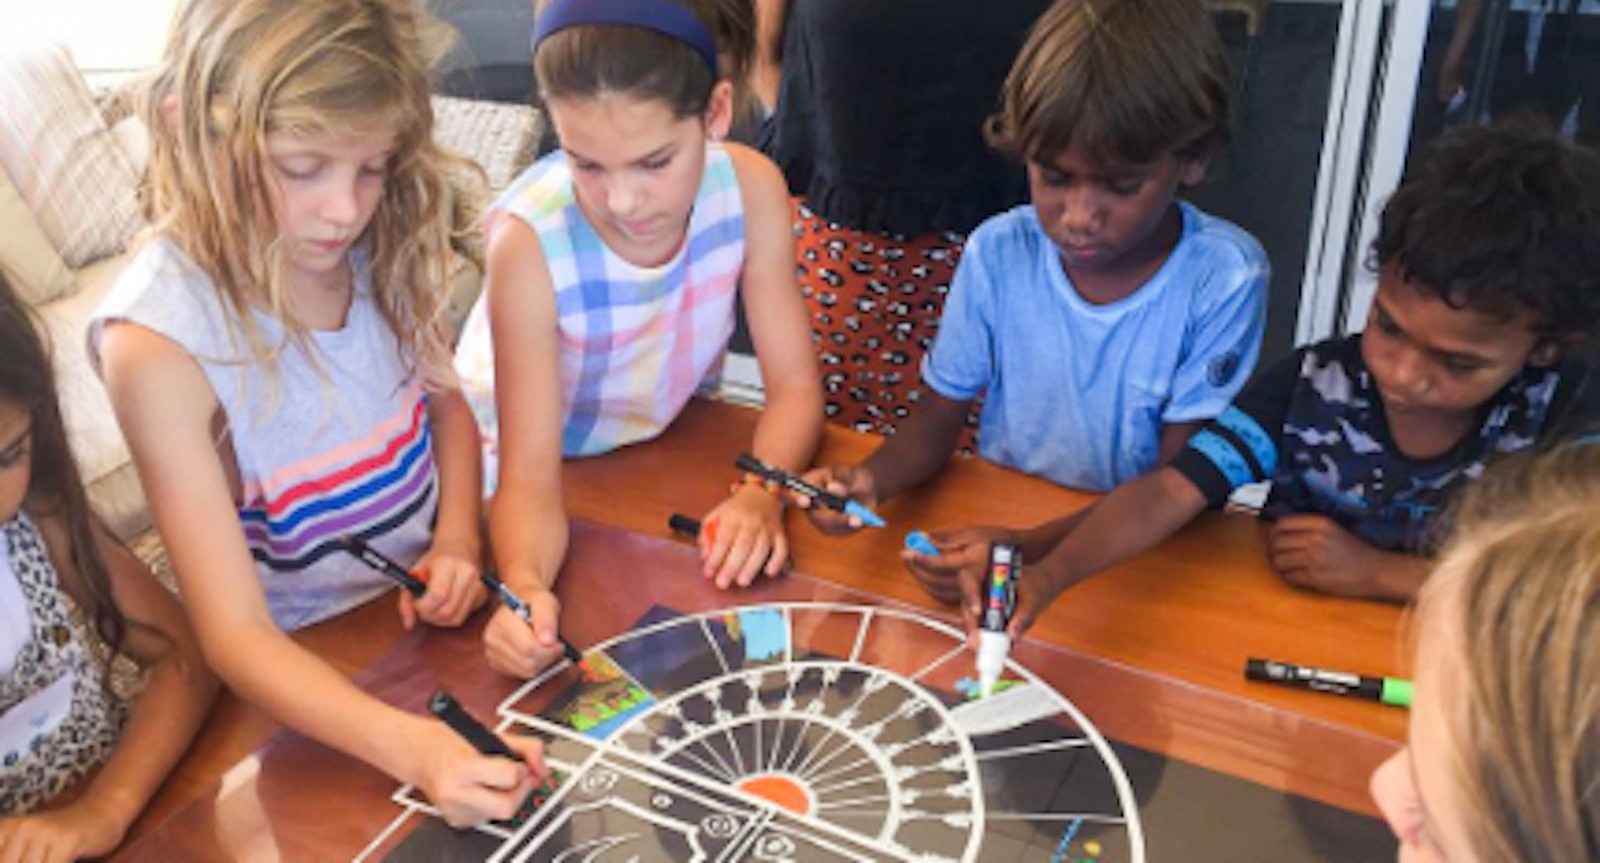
[736,773,812,815]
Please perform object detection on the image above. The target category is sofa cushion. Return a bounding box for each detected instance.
[0,167,75,305]
[36,249,148,541]
[0,43,144,269]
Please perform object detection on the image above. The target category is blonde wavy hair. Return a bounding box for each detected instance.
[1421,440,1600,863]
[141,0,471,389]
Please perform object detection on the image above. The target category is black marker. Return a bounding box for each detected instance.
[1244,658,1412,707]
[429,690,520,760]
[734,453,885,528]
[667,512,792,574]
[477,571,583,665]
[339,535,427,597]
[668,513,703,537]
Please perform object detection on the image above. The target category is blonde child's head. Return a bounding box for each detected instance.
[0,274,129,671]
[1373,441,1600,863]
[143,0,467,384]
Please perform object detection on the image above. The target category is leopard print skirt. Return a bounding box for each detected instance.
[791,199,979,449]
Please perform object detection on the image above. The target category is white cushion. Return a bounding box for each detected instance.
[0,167,74,305]
[36,249,147,541]
[0,42,144,268]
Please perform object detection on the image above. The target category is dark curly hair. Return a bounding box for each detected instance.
[1372,123,1600,338]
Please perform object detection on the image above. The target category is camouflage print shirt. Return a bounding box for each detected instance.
[1172,336,1598,553]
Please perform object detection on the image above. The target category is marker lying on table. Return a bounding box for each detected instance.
[1244,658,1413,708]
[478,572,582,666]
[976,543,1021,698]
[429,690,519,760]
[339,535,427,597]
[667,512,792,574]
[734,452,886,528]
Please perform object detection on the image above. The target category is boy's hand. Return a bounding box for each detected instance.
[910,527,1074,640]
[701,486,789,589]
[416,722,547,828]
[484,588,564,678]
[901,526,1013,606]
[402,542,488,630]
[796,465,878,535]
[1267,515,1390,598]
[0,800,126,863]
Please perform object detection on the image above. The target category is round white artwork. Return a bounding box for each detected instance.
[365,602,1145,863]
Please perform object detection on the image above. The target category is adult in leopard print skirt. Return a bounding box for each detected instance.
[757,0,1051,440]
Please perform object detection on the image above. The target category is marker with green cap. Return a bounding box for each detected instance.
[1245,657,1413,708]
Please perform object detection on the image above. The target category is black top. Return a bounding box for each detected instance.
[757,0,1050,236]
[1171,335,1600,553]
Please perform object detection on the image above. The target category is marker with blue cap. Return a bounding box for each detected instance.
[735,453,886,528]
[904,530,940,557]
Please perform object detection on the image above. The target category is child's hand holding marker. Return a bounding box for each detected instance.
[339,535,486,632]
[482,580,568,680]
[902,526,1019,608]
[402,540,489,630]
[425,690,549,827]
[797,465,881,535]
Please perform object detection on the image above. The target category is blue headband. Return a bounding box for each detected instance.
[533,0,719,75]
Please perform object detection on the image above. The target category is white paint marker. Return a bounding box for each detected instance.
[976,543,1020,698]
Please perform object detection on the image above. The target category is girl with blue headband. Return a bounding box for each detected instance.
[455,0,823,679]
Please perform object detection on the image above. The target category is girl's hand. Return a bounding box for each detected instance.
[0,799,126,863]
[701,485,788,589]
[796,466,878,535]
[414,722,547,828]
[402,542,488,630]
[484,588,565,679]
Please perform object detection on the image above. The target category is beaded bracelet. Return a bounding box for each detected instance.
[731,471,784,500]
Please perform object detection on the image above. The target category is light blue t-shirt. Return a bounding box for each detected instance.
[922,201,1268,491]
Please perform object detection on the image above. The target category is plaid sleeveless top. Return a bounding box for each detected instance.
[457,144,745,478]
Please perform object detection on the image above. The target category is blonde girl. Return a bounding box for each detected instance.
[0,274,214,863]
[458,0,822,678]
[1370,441,1600,862]
[92,0,544,826]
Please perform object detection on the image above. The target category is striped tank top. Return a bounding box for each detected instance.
[456,143,745,482]
[91,238,437,630]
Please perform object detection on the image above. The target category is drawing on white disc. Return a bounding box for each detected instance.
[357,603,1146,863]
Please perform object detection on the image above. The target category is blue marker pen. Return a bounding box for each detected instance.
[977,543,1020,698]
[904,530,939,556]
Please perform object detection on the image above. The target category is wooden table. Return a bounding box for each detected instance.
[116,398,1407,857]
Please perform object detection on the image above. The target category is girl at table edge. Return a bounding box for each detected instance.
[458,0,822,679]
[1370,440,1600,863]
[0,274,214,863]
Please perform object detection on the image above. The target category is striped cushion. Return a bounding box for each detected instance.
[0,166,74,304]
[0,43,143,269]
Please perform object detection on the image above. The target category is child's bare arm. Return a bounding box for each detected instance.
[408,388,487,628]
[100,323,541,826]
[802,392,971,536]
[708,145,823,587]
[482,218,570,677]
[1,517,218,861]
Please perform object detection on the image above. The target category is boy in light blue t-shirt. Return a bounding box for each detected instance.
[805,0,1267,531]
